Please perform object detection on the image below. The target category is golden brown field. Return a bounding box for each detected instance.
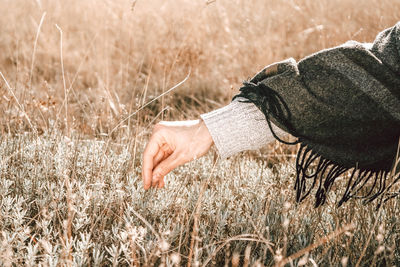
[1,0,400,266]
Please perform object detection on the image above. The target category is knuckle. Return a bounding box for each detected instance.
[179,151,189,161]
[159,165,170,175]
[177,154,186,162]
[152,127,166,139]
[153,122,164,131]
[159,168,167,176]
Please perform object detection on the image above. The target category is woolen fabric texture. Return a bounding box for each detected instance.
[200,97,288,159]
[233,22,400,207]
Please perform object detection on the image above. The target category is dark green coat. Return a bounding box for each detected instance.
[233,22,400,207]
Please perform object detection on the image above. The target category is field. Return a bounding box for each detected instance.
[1,0,400,266]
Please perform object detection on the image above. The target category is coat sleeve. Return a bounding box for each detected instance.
[233,22,400,171]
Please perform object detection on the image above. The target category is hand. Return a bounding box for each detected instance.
[142,119,214,189]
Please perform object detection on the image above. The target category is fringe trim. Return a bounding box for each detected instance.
[232,81,300,145]
[234,81,398,208]
[295,143,393,208]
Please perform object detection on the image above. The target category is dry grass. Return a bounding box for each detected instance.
[1,0,400,265]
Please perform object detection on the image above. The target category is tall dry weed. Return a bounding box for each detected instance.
[1,0,400,265]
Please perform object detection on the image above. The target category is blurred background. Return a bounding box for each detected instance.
[1,0,399,137]
[2,1,400,266]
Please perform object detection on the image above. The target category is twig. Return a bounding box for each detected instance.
[55,24,69,137]
[201,234,274,267]
[28,12,46,92]
[355,187,385,266]
[109,69,191,135]
[277,224,355,267]
[188,155,219,267]
[0,71,36,134]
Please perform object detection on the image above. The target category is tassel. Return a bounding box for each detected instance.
[234,81,399,208]
[294,143,395,208]
[233,81,299,145]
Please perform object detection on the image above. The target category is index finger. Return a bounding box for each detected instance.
[142,134,160,190]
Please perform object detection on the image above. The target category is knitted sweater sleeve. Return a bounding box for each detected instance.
[200,97,289,159]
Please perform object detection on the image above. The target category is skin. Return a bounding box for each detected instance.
[141,119,214,189]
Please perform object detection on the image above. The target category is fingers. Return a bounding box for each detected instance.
[158,177,165,188]
[152,147,171,188]
[151,149,169,188]
[153,149,165,168]
[142,134,161,190]
[151,152,182,187]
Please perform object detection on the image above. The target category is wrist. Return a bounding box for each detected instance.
[199,119,214,148]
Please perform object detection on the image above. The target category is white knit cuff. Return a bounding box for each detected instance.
[200,97,287,159]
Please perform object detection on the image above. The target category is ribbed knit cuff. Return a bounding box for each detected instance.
[200,97,287,159]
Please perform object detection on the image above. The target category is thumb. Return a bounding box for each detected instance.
[151,152,182,187]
